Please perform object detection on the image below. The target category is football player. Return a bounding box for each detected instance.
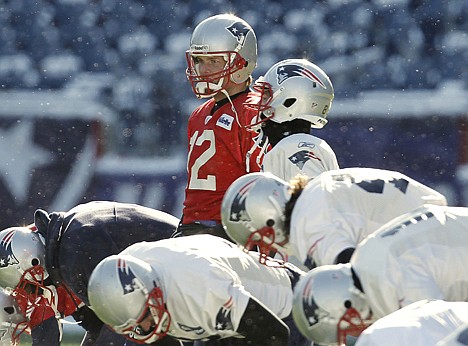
[0,201,180,346]
[221,167,447,269]
[87,234,306,346]
[246,58,339,182]
[292,204,468,345]
[178,13,268,240]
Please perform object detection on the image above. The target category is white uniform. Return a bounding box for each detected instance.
[351,205,468,319]
[437,322,468,346]
[121,235,297,341]
[290,167,447,267]
[355,300,468,346]
[261,133,339,181]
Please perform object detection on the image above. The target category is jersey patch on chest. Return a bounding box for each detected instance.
[216,114,234,130]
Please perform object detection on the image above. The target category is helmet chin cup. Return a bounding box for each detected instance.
[194,80,224,98]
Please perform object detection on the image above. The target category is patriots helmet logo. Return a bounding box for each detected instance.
[302,280,323,327]
[0,229,19,268]
[229,178,259,223]
[277,64,326,88]
[117,258,139,295]
[226,22,250,46]
[289,150,322,170]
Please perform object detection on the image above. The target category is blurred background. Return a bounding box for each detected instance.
[0,0,467,230]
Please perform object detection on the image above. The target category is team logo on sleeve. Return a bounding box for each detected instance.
[117,258,139,295]
[0,229,19,268]
[289,150,322,169]
[277,64,326,88]
[226,22,250,46]
[229,178,259,222]
[215,297,234,331]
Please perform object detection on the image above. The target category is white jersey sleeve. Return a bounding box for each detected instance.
[289,167,447,267]
[436,322,468,346]
[261,133,339,181]
[122,235,294,340]
[356,300,468,346]
[351,205,468,319]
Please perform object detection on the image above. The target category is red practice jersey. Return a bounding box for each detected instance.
[182,91,267,224]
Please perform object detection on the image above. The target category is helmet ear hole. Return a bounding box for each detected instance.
[4,306,15,314]
[31,258,40,266]
[283,98,296,108]
[266,219,275,227]
[344,300,352,309]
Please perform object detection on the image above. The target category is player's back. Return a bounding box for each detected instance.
[352,205,468,318]
[355,300,468,346]
[301,167,447,226]
[262,133,339,181]
[41,201,179,304]
[290,167,447,266]
[123,235,293,319]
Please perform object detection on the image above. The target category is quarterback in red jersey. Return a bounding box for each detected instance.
[178,13,268,239]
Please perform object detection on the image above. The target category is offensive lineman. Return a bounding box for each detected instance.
[292,204,468,345]
[177,13,268,240]
[88,234,305,346]
[245,58,339,181]
[221,167,447,269]
[0,201,180,346]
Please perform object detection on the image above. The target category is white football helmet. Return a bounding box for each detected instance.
[88,254,170,344]
[246,59,334,130]
[0,227,47,291]
[0,289,26,346]
[221,172,291,263]
[186,13,257,98]
[292,264,373,345]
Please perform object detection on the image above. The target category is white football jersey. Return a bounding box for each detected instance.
[261,133,339,181]
[437,322,468,346]
[351,205,468,319]
[290,167,447,267]
[355,300,468,346]
[121,235,295,341]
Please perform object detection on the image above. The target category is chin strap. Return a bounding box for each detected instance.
[219,88,269,173]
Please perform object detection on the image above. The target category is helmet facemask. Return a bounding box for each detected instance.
[337,305,373,345]
[244,79,276,131]
[186,51,247,98]
[12,265,57,331]
[243,222,288,266]
[114,286,171,344]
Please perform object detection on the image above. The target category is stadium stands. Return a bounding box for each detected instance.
[0,0,466,156]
